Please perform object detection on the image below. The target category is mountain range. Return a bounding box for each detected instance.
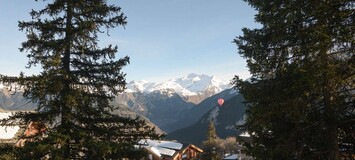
[125,73,231,104]
[113,73,233,132]
[0,73,246,146]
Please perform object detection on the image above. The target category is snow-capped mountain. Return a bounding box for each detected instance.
[126,73,231,100]
[0,74,236,133]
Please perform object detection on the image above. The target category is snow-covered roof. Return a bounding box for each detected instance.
[140,139,183,150]
[139,139,183,157]
[224,154,239,159]
[147,146,162,157]
[0,112,20,139]
[154,146,176,156]
[157,140,183,150]
[239,132,250,137]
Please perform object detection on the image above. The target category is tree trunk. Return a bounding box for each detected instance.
[63,1,73,158]
[325,104,340,160]
[322,52,340,160]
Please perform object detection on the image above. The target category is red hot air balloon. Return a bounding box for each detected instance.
[217,98,224,106]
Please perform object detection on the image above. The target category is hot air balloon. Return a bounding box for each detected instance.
[217,98,224,106]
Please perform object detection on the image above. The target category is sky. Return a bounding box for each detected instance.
[0,0,259,83]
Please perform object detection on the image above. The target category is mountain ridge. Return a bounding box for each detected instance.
[125,73,232,97]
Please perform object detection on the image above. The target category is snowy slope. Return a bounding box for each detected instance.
[0,112,20,139]
[125,80,156,93]
[126,73,231,97]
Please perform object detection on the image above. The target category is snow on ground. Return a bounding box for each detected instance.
[0,112,20,139]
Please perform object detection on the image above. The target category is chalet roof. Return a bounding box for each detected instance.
[158,141,183,150]
[139,139,183,157]
[181,144,203,153]
[144,139,183,150]
[239,132,250,137]
[238,132,253,144]
[146,146,162,157]
[223,154,239,160]
[153,146,175,156]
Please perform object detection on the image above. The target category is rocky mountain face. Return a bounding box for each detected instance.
[109,103,166,135]
[166,93,246,146]
[0,88,36,111]
[112,90,196,132]
[0,88,166,135]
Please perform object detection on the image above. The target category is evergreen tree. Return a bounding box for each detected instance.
[221,137,239,155]
[202,121,222,160]
[233,0,354,159]
[0,0,160,159]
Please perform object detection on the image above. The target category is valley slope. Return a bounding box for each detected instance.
[166,94,246,146]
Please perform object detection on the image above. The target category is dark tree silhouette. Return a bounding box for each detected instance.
[202,121,222,160]
[0,0,160,159]
[233,0,354,159]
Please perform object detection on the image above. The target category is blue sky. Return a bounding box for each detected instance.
[0,0,258,83]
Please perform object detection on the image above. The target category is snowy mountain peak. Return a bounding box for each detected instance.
[125,80,156,93]
[126,73,231,97]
